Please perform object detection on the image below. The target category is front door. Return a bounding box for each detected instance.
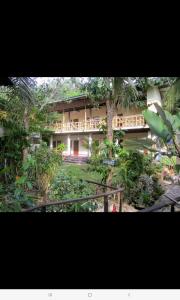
[73,140,79,156]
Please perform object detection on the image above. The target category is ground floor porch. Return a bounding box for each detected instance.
[49,130,149,158]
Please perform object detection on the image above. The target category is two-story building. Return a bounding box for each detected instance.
[46,87,163,159]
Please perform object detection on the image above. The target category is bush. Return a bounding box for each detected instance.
[20,142,63,199]
[87,156,110,184]
[143,155,162,176]
[127,174,164,208]
[0,182,36,212]
[0,201,21,212]
[49,170,98,212]
[114,149,144,189]
[112,150,164,208]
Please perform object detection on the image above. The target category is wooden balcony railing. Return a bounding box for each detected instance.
[47,114,147,133]
[112,114,145,129]
[48,119,105,132]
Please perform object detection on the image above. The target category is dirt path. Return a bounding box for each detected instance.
[95,200,137,212]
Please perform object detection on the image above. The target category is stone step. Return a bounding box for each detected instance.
[63,156,89,164]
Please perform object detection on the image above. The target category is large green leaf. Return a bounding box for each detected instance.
[174,112,180,131]
[163,110,180,132]
[143,109,172,142]
[154,103,174,135]
[122,138,156,152]
[164,110,176,128]
[164,78,180,113]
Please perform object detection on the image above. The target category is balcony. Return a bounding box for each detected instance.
[47,114,148,133]
[113,114,147,130]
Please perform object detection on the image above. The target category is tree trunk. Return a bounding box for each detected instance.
[43,191,48,203]
[23,107,29,161]
[106,99,115,157]
[106,99,115,187]
[173,136,180,157]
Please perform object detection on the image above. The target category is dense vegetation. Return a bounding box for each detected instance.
[0,77,180,212]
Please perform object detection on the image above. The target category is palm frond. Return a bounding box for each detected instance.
[9,77,36,105]
[114,77,139,109]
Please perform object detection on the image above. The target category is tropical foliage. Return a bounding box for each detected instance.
[143,103,180,156]
[1,77,179,212]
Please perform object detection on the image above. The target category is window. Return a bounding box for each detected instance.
[53,140,62,148]
[94,116,100,121]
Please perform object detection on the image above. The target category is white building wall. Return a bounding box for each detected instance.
[124,131,148,140]
[52,133,107,157]
[52,134,89,156]
[147,86,162,112]
[62,104,145,124]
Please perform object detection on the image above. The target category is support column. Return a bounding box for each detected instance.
[89,108,92,118]
[88,134,92,157]
[50,135,53,149]
[85,105,87,131]
[67,135,71,155]
[148,130,152,139]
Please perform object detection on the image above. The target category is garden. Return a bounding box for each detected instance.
[0,77,180,212]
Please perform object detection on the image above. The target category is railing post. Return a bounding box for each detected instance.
[41,206,46,212]
[118,191,123,212]
[171,205,175,212]
[104,195,108,212]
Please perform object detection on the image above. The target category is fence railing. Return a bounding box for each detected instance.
[22,182,180,213]
[140,185,180,212]
[22,180,124,212]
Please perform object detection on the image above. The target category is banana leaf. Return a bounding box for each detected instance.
[122,138,157,152]
[174,112,180,131]
[143,109,172,142]
[154,103,174,135]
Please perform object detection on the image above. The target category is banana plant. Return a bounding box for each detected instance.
[142,103,180,157]
[122,138,157,152]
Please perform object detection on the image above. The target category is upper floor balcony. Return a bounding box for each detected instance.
[47,114,149,134]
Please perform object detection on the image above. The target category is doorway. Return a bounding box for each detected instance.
[73,140,79,156]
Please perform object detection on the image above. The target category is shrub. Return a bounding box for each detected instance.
[24,143,62,199]
[112,150,164,208]
[143,155,162,176]
[49,170,98,212]
[127,174,164,208]
[114,149,144,189]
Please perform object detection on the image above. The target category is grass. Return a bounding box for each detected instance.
[60,163,103,182]
[49,163,104,209]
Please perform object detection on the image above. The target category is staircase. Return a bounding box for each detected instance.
[63,155,89,164]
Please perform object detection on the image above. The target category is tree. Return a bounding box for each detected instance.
[7,78,36,161]
[82,77,139,155]
[0,79,58,183]
[81,77,141,186]
[38,77,84,104]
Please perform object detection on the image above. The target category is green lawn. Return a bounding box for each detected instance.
[60,163,103,182]
[49,163,104,211]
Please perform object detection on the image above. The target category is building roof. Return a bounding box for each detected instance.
[48,95,106,113]
[48,94,87,105]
